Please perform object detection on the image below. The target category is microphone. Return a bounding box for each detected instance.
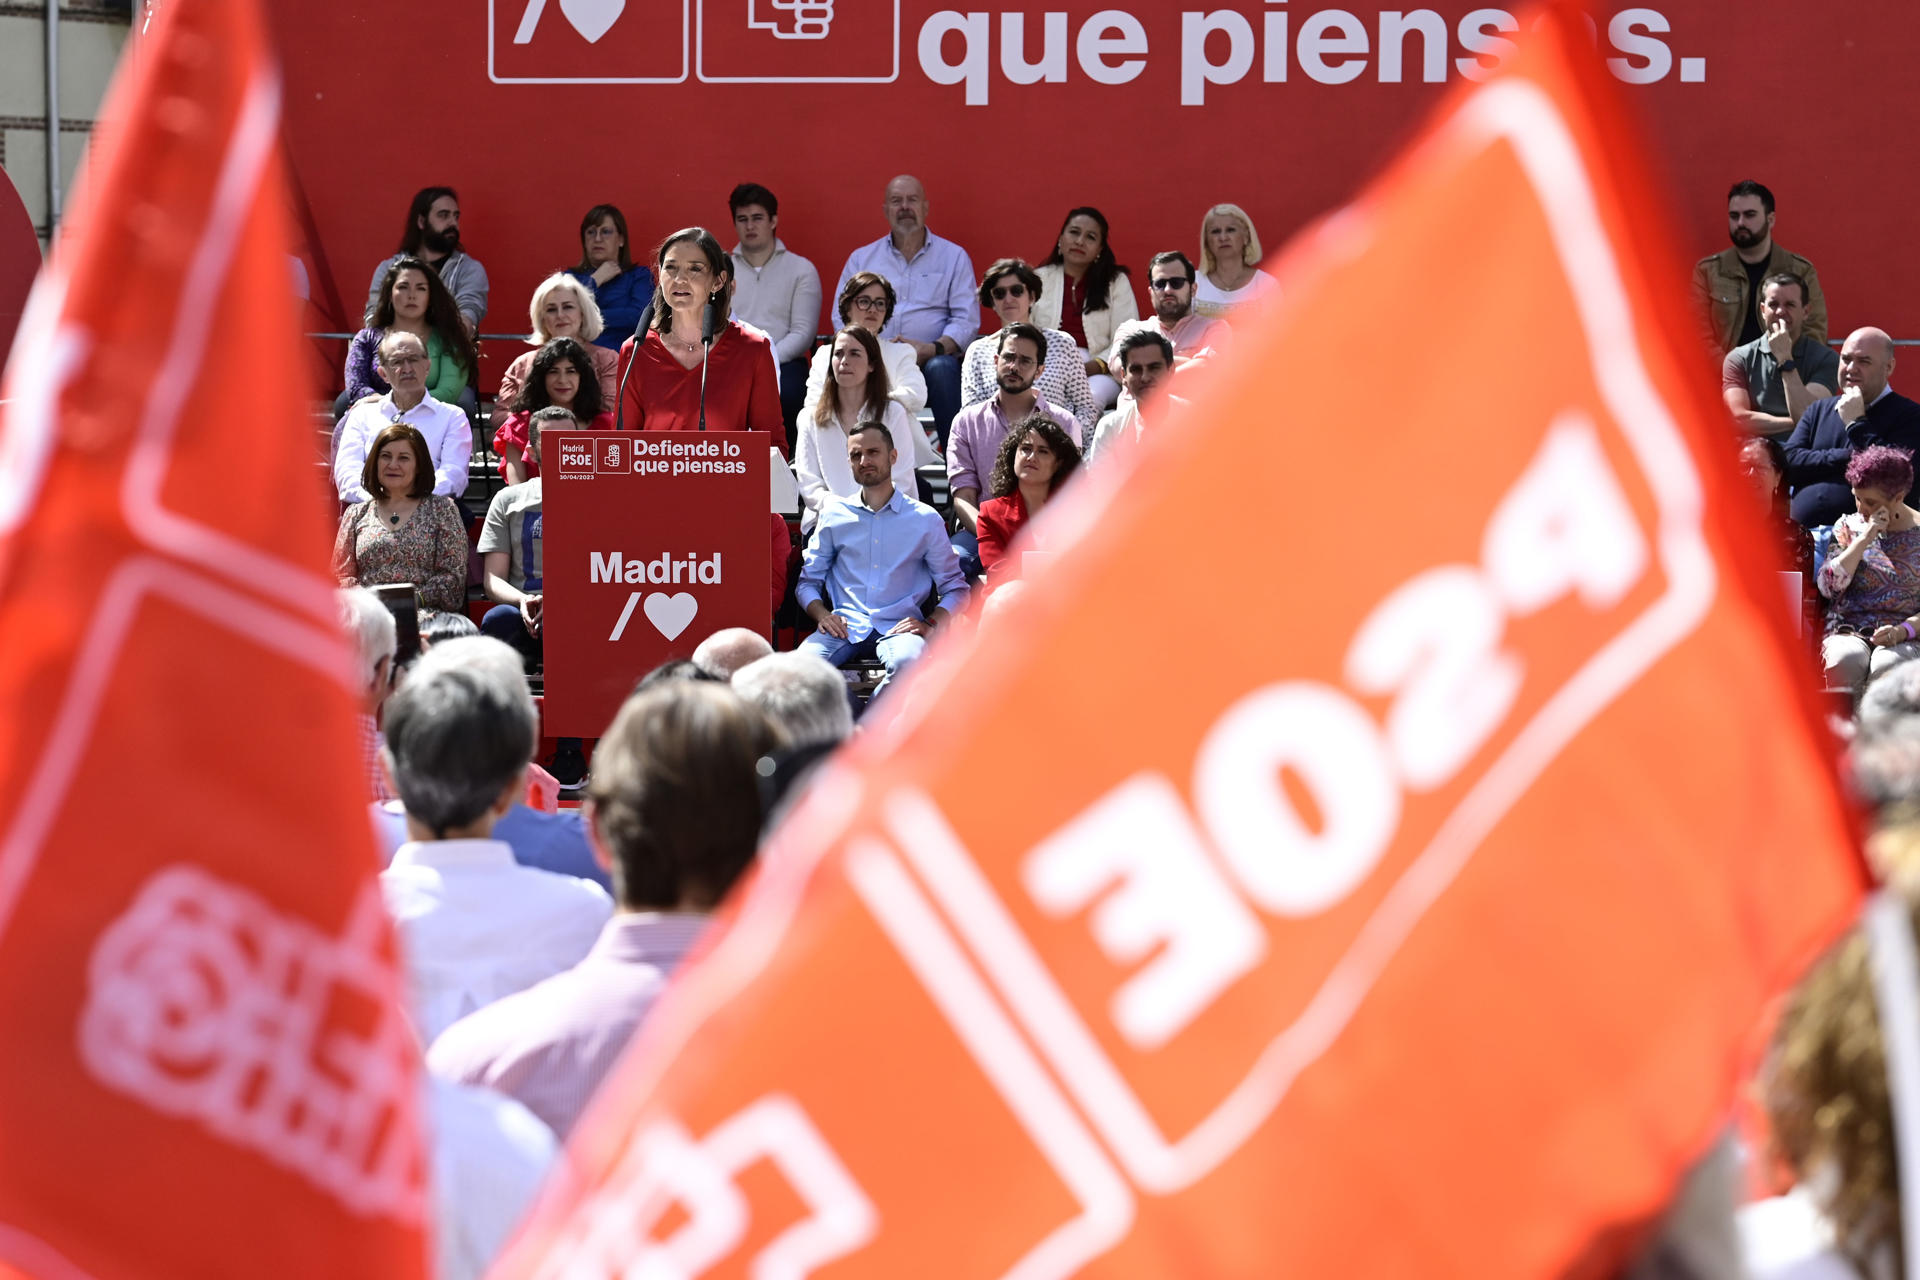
[698,293,722,433]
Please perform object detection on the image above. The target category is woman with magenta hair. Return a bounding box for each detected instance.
[1817,444,1920,694]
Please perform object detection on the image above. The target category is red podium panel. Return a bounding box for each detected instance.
[542,431,771,736]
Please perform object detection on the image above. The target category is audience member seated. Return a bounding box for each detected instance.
[334,331,472,503]
[1692,179,1827,360]
[365,186,489,333]
[1740,435,1820,639]
[1034,207,1138,409]
[494,338,612,483]
[331,423,469,615]
[379,651,613,1042]
[1742,894,1912,1279]
[801,272,929,424]
[617,227,781,447]
[834,175,977,448]
[978,416,1081,587]
[1109,251,1234,374]
[1723,273,1839,440]
[1816,446,1920,696]
[693,627,774,679]
[343,256,480,418]
[796,327,920,530]
[1089,330,1184,464]
[479,408,563,667]
[428,680,783,1139]
[961,258,1097,435]
[797,423,967,698]
[727,182,822,435]
[1194,203,1278,320]
[1784,329,1920,529]
[338,586,398,803]
[496,273,620,410]
[569,204,652,353]
[947,323,1080,579]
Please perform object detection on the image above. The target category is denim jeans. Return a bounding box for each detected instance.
[950,527,982,581]
[923,353,961,450]
[799,628,927,696]
[481,603,541,668]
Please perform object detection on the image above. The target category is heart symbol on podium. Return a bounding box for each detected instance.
[559,0,623,43]
[644,592,698,642]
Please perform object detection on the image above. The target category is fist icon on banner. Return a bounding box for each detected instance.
[696,0,894,81]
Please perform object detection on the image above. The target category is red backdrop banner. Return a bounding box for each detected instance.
[268,0,1920,365]
[0,0,428,1274]
[541,429,773,735]
[489,11,1866,1279]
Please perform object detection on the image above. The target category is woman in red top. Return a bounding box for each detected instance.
[977,415,1082,586]
[493,336,615,482]
[617,227,784,457]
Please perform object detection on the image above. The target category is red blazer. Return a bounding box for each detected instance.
[976,490,1032,579]
[617,321,785,458]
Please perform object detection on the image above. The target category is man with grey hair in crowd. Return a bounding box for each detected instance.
[692,627,775,680]
[731,651,853,751]
[379,641,611,1043]
[339,587,397,802]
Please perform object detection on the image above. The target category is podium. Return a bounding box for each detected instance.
[542,431,773,737]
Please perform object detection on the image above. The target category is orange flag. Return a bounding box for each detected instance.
[0,0,428,1275]
[495,11,1864,1278]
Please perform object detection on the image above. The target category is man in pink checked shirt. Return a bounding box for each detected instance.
[425,681,784,1139]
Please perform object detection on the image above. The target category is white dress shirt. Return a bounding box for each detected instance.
[730,240,823,366]
[792,399,921,529]
[427,1076,557,1280]
[334,391,473,502]
[381,837,613,1041]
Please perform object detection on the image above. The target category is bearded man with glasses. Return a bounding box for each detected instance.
[1107,251,1236,374]
[959,258,1098,437]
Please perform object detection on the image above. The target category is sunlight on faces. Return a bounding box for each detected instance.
[1122,345,1170,400]
[885,176,926,232]
[1205,213,1248,265]
[1727,194,1772,248]
[831,333,870,386]
[583,217,624,265]
[734,204,775,252]
[1058,214,1103,268]
[846,428,896,487]
[542,292,582,339]
[1840,330,1896,397]
[996,336,1040,393]
[377,334,427,391]
[376,440,419,495]
[1759,279,1807,336]
[988,275,1032,326]
[1149,265,1193,322]
[1013,429,1059,487]
[544,358,581,408]
[660,245,724,313]
[849,285,889,334]
[390,268,431,321]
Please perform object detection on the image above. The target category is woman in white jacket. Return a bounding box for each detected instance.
[794,327,922,531]
[1032,207,1139,409]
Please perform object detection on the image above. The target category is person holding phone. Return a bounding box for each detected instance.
[615,226,783,455]
[331,422,469,616]
[1816,444,1920,695]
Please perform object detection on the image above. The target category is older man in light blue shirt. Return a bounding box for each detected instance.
[835,175,977,449]
[798,421,968,696]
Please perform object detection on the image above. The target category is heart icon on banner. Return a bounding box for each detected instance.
[558,0,623,43]
[644,592,698,641]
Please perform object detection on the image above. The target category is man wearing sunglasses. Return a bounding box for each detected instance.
[959,258,1099,435]
[1108,251,1234,374]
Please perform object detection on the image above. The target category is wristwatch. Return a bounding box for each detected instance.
[1778,359,1799,373]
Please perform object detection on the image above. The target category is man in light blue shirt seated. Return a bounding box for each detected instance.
[796,422,968,697]
[835,175,978,449]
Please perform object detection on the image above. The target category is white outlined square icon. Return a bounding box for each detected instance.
[696,0,897,82]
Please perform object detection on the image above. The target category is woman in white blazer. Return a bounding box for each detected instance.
[1032,207,1139,409]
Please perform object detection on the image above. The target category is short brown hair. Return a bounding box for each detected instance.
[585,682,785,910]
[360,422,435,500]
[837,271,896,326]
[977,257,1042,309]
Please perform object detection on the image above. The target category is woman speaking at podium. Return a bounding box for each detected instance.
[617,227,785,457]
[615,226,792,615]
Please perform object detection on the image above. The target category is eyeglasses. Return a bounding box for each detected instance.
[849,295,887,312]
[583,225,621,239]
[1148,277,1192,291]
[998,353,1038,369]
[383,355,427,368]
[990,284,1028,301]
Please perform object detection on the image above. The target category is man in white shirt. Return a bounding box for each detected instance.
[728,182,822,440]
[333,331,473,502]
[379,640,613,1041]
[1088,329,1188,464]
[1108,251,1233,373]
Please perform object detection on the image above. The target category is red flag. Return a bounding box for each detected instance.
[0,0,428,1275]
[494,11,1866,1279]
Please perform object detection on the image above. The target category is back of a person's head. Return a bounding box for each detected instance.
[420,611,481,647]
[408,636,536,717]
[731,652,852,750]
[1860,663,1920,737]
[586,682,784,911]
[383,663,536,838]
[337,586,396,691]
[692,627,775,680]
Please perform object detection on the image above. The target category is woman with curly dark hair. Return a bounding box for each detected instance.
[1035,207,1138,408]
[977,415,1081,584]
[492,337,613,483]
[342,256,479,413]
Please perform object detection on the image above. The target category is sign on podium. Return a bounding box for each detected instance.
[541,431,772,736]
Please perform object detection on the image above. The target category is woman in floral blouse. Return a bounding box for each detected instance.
[331,422,469,616]
[1817,444,1920,696]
